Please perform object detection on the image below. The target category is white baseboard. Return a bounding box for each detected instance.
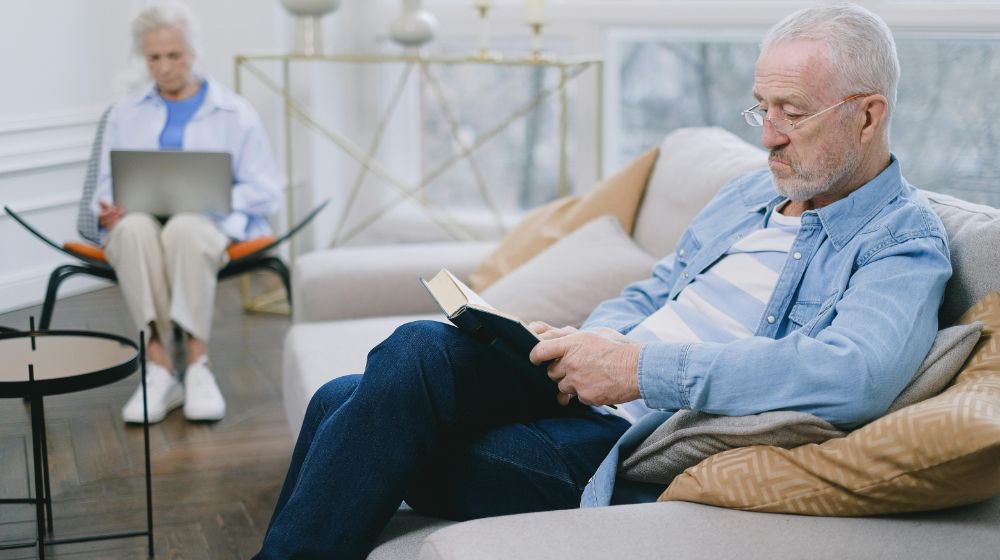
[0,264,113,316]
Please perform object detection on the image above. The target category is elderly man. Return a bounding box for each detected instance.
[255,3,951,559]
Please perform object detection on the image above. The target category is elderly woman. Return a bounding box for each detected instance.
[92,2,281,424]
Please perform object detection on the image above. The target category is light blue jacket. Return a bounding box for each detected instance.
[92,76,282,241]
[580,158,952,507]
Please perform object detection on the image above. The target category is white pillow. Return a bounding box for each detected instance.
[482,215,655,328]
[633,127,767,259]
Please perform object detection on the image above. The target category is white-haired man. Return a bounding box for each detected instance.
[255,3,951,559]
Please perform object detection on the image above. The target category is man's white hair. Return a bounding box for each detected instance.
[131,1,201,58]
[762,2,899,115]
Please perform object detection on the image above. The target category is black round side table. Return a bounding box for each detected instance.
[0,329,155,559]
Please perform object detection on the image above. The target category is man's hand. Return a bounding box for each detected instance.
[98,200,125,231]
[528,321,629,343]
[529,330,642,407]
[528,321,578,340]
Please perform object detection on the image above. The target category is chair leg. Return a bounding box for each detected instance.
[40,264,94,330]
[259,257,292,307]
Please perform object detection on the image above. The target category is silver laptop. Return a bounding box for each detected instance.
[110,150,232,217]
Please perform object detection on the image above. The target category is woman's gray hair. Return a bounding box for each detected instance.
[762,2,899,114]
[131,1,201,57]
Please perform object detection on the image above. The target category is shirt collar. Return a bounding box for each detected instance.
[132,75,238,113]
[741,155,905,250]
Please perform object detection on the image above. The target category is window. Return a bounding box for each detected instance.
[608,28,1000,206]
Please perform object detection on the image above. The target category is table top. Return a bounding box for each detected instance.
[0,330,139,397]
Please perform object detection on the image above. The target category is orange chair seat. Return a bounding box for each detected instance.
[226,235,276,260]
[64,241,109,263]
[63,235,278,264]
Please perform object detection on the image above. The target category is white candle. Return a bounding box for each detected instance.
[474,0,494,9]
[525,0,546,25]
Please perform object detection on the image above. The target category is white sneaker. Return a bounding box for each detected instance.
[122,362,183,424]
[183,356,226,421]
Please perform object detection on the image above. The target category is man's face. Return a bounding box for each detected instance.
[753,40,862,201]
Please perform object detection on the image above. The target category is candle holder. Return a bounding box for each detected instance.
[530,22,545,61]
[476,5,501,61]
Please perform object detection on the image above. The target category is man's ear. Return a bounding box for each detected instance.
[859,94,889,144]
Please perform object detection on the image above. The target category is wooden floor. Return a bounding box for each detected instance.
[0,276,294,559]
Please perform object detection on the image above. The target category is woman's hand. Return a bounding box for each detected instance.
[98,200,125,231]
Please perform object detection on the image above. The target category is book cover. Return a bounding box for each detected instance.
[421,269,557,397]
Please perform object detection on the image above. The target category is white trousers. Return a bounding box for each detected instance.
[104,213,229,345]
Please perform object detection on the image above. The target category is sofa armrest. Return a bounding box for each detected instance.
[292,241,498,323]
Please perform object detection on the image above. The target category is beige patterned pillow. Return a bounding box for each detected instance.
[661,291,1000,515]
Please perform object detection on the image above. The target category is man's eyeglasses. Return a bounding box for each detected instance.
[742,93,872,134]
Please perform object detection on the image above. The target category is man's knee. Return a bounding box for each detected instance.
[308,375,361,418]
[361,320,471,395]
[370,320,470,369]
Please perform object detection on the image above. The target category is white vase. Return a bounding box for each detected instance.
[390,0,438,48]
[280,0,340,16]
[280,0,341,55]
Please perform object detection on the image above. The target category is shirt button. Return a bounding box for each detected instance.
[682,272,689,279]
[767,315,776,324]
[678,249,685,257]
[793,252,802,260]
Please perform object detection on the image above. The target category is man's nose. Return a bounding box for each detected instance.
[760,119,789,150]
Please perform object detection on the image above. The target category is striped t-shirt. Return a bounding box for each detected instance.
[611,209,802,423]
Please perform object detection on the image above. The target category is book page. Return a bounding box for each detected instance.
[422,270,469,316]
[444,270,497,311]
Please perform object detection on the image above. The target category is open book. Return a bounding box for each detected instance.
[421,269,558,397]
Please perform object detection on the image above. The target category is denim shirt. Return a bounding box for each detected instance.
[580,157,952,507]
[92,75,282,242]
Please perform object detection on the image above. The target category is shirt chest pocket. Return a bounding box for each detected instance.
[787,293,838,334]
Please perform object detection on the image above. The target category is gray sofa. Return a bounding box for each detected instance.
[282,127,1000,559]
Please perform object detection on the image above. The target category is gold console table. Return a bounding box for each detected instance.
[234,51,603,311]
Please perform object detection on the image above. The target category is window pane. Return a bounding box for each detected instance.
[612,36,759,166]
[893,36,1000,206]
[611,31,1000,207]
[419,39,580,212]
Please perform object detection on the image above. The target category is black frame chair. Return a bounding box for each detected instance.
[5,201,328,330]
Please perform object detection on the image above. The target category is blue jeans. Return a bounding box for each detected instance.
[254,320,630,559]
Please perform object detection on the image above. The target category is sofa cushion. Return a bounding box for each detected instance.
[619,321,981,485]
[469,146,659,291]
[370,507,455,560]
[418,498,1000,560]
[924,191,1000,327]
[632,127,767,259]
[282,314,442,436]
[482,215,654,328]
[293,241,497,323]
[661,291,1000,516]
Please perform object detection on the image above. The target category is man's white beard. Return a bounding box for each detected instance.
[772,147,862,202]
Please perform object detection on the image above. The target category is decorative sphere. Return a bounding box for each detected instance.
[390,9,438,47]
[280,0,341,17]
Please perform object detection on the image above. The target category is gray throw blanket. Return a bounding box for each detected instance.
[619,321,982,485]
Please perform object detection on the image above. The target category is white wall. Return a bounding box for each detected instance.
[0,0,287,314]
